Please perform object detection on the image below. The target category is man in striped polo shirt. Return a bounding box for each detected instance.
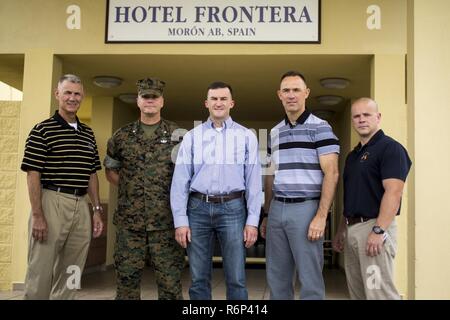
[21,74,103,299]
[260,71,340,300]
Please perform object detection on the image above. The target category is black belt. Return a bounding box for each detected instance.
[274,196,320,203]
[43,185,87,196]
[345,216,373,226]
[190,191,244,203]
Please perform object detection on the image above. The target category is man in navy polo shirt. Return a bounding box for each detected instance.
[333,97,411,300]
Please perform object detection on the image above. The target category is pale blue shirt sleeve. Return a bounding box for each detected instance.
[244,130,262,227]
[170,131,193,228]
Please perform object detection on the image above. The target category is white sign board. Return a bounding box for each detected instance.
[106,0,321,43]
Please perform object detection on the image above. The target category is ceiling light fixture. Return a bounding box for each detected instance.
[93,76,123,88]
[118,93,137,104]
[319,78,350,89]
[316,95,344,106]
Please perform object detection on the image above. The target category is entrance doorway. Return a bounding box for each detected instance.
[67,53,370,288]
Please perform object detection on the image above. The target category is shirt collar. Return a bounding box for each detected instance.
[206,116,233,130]
[284,109,311,128]
[354,129,385,151]
[53,110,82,131]
[133,118,167,135]
[156,119,172,139]
[133,118,174,140]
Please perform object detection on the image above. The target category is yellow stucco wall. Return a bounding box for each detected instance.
[77,96,92,126]
[0,0,406,55]
[0,101,20,290]
[407,0,450,299]
[371,54,410,298]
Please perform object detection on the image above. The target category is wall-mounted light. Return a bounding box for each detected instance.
[93,76,123,88]
[316,95,344,106]
[118,93,137,104]
[319,78,350,89]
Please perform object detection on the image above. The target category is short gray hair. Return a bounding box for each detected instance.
[58,74,82,85]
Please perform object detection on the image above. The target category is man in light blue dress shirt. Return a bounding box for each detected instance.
[170,81,262,300]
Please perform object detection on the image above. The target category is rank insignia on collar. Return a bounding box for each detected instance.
[160,130,169,143]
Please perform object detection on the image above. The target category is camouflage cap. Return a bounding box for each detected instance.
[136,77,165,97]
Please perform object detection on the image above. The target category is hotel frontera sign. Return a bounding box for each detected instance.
[106,0,320,43]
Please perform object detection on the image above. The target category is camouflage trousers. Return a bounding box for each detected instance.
[114,228,185,300]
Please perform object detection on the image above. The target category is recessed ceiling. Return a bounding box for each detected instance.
[61,54,371,121]
[0,54,371,122]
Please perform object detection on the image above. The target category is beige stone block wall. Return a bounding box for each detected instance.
[0,101,20,290]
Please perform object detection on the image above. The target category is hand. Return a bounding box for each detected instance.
[366,232,385,257]
[307,214,327,241]
[32,213,48,242]
[244,225,258,248]
[175,226,191,248]
[259,217,267,239]
[332,229,346,252]
[92,212,104,238]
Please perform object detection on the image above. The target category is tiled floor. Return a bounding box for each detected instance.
[0,266,349,300]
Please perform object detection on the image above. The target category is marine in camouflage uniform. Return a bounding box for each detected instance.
[104,78,185,300]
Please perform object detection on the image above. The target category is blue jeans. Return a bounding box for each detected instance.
[187,196,247,300]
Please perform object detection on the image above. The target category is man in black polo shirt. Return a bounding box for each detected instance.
[21,74,103,299]
[333,97,411,300]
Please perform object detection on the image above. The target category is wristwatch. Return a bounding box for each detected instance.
[372,225,385,235]
[92,205,103,213]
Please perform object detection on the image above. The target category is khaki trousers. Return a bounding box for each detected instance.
[24,189,91,300]
[344,219,400,300]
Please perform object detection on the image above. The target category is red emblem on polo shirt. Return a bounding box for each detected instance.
[360,152,370,162]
